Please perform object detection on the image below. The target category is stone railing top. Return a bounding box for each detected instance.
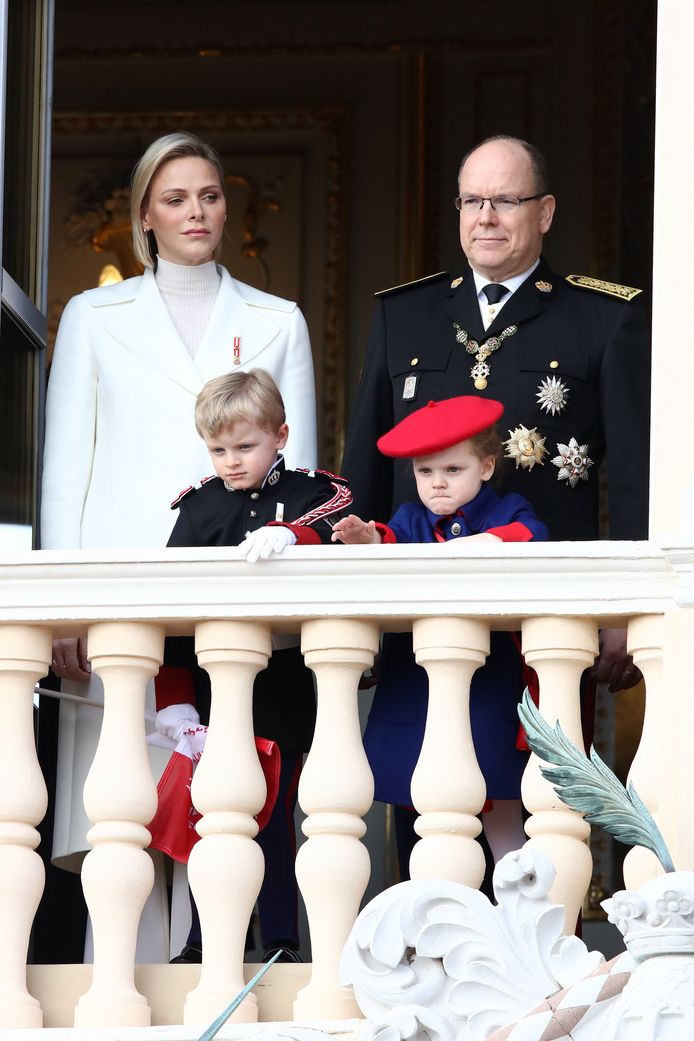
[0,540,681,634]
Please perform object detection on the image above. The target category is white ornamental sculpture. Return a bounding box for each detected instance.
[340,692,694,1041]
[601,874,694,1038]
[340,848,604,1041]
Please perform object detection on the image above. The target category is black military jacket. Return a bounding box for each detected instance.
[164,458,351,749]
[342,257,650,541]
[167,457,351,548]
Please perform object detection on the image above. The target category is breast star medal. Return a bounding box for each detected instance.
[552,437,593,486]
[452,322,518,390]
[503,425,548,470]
[233,336,241,365]
[536,375,569,416]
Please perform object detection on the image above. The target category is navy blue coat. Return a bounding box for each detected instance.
[364,483,547,805]
[383,483,548,544]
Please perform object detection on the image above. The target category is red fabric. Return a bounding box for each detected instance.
[269,521,321,545]
[154,665,196,710]
[374,522,397,543]
[486,521,534,542]
[377,396,504,457]
[148,734,281,863]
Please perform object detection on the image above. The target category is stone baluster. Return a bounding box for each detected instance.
[184,621,271,1026]
[409,617,490,886]
[293,618,379,1021]
[521,616,598,930]
[0,625,51,1028]
[623,614,666,888]
[75,622,164,1028]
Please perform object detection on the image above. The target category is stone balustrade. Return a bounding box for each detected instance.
[0,539,686,1030]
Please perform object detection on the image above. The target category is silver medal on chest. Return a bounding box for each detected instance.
[552,437,594,486]
[536,375,570,416]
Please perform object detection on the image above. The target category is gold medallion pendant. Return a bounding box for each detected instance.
[452,322,518,390]
[503,425,548,471]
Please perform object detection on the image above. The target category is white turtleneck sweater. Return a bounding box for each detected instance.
[154,255,221,357]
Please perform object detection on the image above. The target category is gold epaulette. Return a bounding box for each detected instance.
[374,271,449,297]
[566,274,642,302]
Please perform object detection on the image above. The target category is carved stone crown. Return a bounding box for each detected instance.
[603,871,694,959]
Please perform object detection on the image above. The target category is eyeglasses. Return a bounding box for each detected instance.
[454,193,547,213]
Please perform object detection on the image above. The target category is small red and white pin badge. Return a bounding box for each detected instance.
[233,336,241,365]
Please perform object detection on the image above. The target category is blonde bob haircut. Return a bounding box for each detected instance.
[195,369,286,439]
[130,131,225,268]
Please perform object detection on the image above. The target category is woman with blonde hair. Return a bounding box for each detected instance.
[44,130,315,551]
[41,130,317,961]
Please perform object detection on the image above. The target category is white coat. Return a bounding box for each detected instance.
[41,265,317,873]
[42,265,317,551]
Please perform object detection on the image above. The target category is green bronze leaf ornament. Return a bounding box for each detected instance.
[518,688,675,873]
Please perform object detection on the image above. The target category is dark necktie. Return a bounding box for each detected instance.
[482,282,508,305]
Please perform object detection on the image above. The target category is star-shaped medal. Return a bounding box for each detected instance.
[503,425,548,470]
[552,437,593,486]
[536,375,570,416]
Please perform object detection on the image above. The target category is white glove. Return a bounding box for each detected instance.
[239,525,297,563]
[153,702,200,744]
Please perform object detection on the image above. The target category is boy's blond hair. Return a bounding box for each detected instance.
[195,369,286,438]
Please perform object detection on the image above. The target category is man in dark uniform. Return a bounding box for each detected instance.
[342,134,650,691]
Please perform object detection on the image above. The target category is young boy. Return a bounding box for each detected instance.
[156,368,351,962]
[167,368,350,555]
[332,395,548,870]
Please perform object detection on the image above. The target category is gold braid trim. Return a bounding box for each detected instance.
[375,272,448,297]
[566,274,642,301]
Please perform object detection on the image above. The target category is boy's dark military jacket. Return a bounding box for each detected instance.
[167,457,351,548]
[164,458,351,751]
[342,257,650,541]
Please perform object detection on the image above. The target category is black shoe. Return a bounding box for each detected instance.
[263,943,302,963]
[170,942,202,964]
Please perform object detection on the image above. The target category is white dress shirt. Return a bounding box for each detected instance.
[471,259,540,330]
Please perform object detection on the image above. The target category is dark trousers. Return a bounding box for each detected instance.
[187,750,303,949]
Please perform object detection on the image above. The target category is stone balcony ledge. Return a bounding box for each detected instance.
[0,540,678,632]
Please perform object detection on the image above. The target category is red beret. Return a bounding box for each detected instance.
[377,396,504,458]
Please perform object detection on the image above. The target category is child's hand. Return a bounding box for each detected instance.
[239,525,298,562]
[331,514,381,544]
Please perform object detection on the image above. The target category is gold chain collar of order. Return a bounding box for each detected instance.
[452,322,518,390]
